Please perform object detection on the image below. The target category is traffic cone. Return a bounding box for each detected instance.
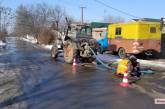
[72,58,77,66]
[120,73,129,87]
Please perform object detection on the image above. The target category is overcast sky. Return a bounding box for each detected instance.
[2,0,165,22]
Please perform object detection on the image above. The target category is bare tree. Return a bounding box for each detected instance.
[14,4,50,37]
[0,5,13,39]
[14,5,32,36]
[14,3,74,44]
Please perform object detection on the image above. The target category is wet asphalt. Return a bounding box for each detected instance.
[0,37,164,109]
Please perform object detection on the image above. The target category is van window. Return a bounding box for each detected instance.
[115,27,122,35]
[150,27,156,33]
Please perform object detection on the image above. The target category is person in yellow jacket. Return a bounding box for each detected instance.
[116,55,131,76]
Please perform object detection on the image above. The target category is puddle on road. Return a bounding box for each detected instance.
[0,48,12,56]
[131,71,165,99]
[0,68,28,109]
[0,52,9,56]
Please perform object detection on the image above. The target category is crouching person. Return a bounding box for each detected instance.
[129,55,141,79]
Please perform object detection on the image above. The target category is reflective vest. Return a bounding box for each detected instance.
[117,59,129,75]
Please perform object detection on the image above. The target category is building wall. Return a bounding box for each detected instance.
[92,28,107,41]
[108,21,161,40]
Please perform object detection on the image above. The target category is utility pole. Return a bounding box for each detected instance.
[0,7,2,32]
[161,18,165,31]
[0,7,4,32]
[80,7,86,24]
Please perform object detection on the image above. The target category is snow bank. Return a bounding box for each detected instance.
[21,37,37,44]
[20,35,53,51]
[40,44,53,50]
[97,53,119,63]
[19,34,37,44]
[0,40,6,47]
[98,53,165,71]
[138,59,165,70]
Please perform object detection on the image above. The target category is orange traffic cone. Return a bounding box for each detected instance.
[120,73,129,87]
[72,58,77,66]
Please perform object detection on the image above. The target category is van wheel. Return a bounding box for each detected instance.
[118,48,126,58]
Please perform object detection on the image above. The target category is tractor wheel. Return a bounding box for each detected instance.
[63,41,77,64]
[51,45,58,59]
[118,47,126,58]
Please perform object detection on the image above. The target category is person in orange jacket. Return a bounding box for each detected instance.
[116,55,131,76]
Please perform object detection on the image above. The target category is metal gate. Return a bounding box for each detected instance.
[161,33,165,58]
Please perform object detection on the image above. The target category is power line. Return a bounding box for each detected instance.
[94,0,140,19]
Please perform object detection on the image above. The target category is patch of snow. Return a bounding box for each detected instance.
[98,53,165,70]
[97,53,120,63]
[0,89,5,94]
[57,44,62,49]
[0,40,6,46]
[20,37,53,51]
[21,37,37,44]
[138,59,165,69]
[40,44,53,50]
[21,35,37,44]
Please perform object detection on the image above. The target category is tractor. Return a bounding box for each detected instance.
[51,19,100,63]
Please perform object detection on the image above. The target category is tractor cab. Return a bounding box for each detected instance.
[67,23,92,40]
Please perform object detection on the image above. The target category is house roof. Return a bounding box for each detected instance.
[90,22,111,28]
[133,18,160,22]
